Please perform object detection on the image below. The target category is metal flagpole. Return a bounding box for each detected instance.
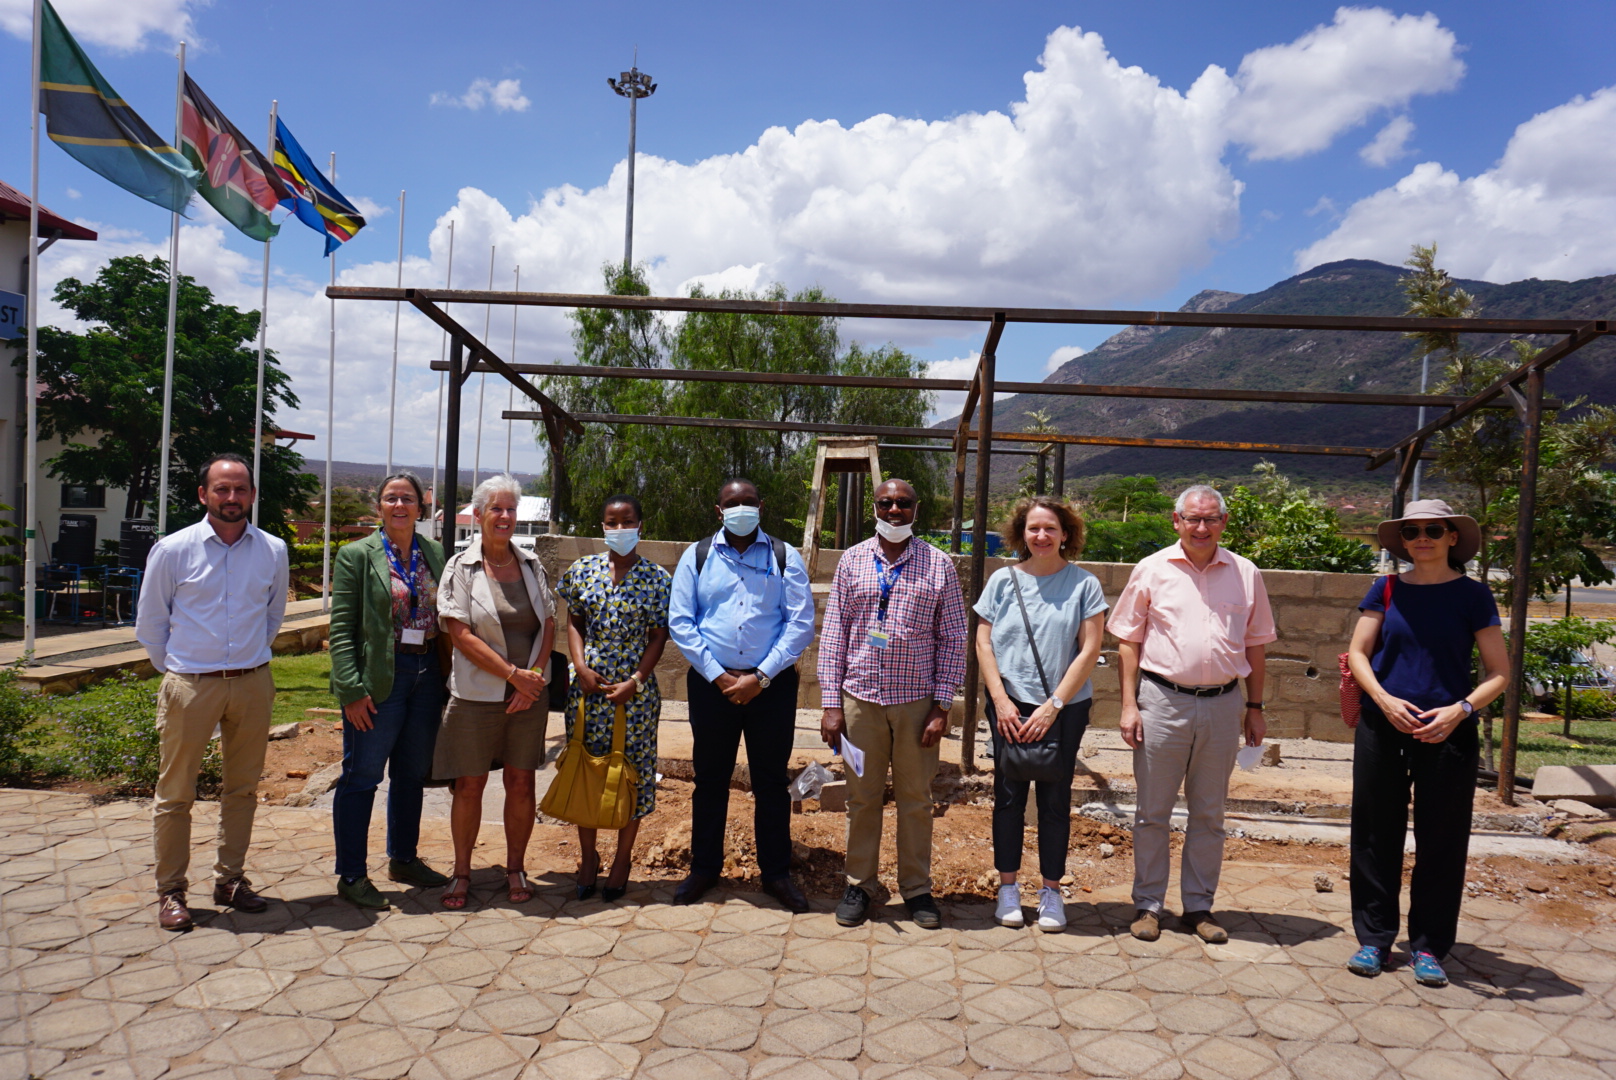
[506,265,518,473]
[251,100,279,528]
[472,245,493,487]
[156,40,187,534]
[431,221,454,538]
[1411,355,1430,501]
[321,151,336,613]
[385,189,405,474]
[23,0,43,654]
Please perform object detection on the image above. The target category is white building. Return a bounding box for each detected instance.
[442,494,551,551]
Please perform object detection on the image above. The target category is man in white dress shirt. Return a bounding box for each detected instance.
[136,454,289,930]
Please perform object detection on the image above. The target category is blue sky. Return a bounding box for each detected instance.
[4,0,1613,472]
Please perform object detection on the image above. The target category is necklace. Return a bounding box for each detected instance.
[486,550,516,569]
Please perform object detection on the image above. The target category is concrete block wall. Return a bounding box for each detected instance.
[531,535,1373,743]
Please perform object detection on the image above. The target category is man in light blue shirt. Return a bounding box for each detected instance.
[136,454,289,930]
[668,477,816,910]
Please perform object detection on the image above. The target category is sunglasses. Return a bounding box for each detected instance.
[1399,523,1452,541]
[876,498,916,510]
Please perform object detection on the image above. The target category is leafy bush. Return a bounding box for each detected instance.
[44,673,222,796]
[1565,689,1616,721]
[0,664,43,782]
[1222,462,1375,573]
[1083,517,1176,563]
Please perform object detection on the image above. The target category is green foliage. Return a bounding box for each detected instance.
[0,501,22,622]
[1015,409,1058,497]
[1223,462,1375,572]
[42,672,221,795]
[289,540,353,570]
[542,263,943,541]
[1083,517,1177,563]
[0,664,44,782]
[1518,616,1616,735]
[23,255,319,536]
[1563,689,1616,721]
[1085,475,1173,522]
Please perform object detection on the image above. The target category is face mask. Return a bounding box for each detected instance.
[875,519,913,543]
[721,505,760,537]
[603,528,639,555]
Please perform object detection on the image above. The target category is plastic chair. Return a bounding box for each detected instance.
[103,567,141,626]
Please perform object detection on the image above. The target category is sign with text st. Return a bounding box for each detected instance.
[0,290,22,340]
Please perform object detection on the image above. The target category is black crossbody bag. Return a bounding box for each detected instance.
[995,568,1072,784]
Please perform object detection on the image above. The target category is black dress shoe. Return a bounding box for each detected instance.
[761,875,810,914]
[601,882,628,903]
[673,873,718,906]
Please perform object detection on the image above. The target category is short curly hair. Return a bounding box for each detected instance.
[1001,496,1086,561]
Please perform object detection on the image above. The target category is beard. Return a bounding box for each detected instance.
[210,503,247,523]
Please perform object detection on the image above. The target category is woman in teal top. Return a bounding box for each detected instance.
[555,494,672,902]
[327,472,450,908]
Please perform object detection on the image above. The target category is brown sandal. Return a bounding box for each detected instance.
[440,875,471,910]
[506,870,534,904]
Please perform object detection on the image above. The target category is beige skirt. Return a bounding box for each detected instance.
[432,693,548,780]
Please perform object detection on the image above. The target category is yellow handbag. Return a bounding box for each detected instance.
[541,700,641,831]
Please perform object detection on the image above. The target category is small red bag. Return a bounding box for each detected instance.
[1339,575,1394,728]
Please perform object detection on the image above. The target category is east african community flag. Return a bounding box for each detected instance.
[38,0,198,214]
[181,76,290,242]
[273,118,365,255]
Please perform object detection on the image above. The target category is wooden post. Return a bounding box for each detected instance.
[1498,367,1545,805]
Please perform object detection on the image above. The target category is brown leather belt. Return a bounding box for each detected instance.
[396,641,434,654]
[191,663,268,680]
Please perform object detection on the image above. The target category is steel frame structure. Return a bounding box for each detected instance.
[330,283,1611,802]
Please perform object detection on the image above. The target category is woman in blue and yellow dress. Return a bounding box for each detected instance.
[555,494,672,902]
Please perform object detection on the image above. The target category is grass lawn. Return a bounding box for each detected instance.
[1513,719,1616,777]
[38,652,339,729]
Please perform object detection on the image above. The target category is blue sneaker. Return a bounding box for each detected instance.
[1347,945,1385,977]
[1411,950,1448,987]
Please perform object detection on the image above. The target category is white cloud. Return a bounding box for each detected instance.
[1305,195,1339,218]
[1045,345,1085,373]
[1359,115,1414,166]
[430,78,531,113]
[1297,87,1616,282]
[350,196,393,222]
[1223,7,1462,161]
[65,188,81,200]
[0,0,198,51]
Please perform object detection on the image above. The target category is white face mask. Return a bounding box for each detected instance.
[721,505,760,537]
[603,527,639,555]
[875,518,914,543]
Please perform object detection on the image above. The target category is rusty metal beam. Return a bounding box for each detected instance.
[1499,366,1547,806]
[334,285,1605,337]
[963,314,1005,775]
[980,429,1438,459]
[436,360,1539,411]
[408,297,584,436]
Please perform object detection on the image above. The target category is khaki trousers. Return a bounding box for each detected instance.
[152,666,274,895]
[1131,677,1242,914]
[843,694,939,901]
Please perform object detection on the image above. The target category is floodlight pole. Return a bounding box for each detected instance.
[608,58,656,272]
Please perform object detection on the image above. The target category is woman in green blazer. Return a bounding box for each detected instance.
[328,472,451,908]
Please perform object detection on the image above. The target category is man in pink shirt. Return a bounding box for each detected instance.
[1107,485,1275,944]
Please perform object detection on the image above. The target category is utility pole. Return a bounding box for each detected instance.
[608,55,656,273]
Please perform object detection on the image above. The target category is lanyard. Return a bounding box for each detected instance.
[874,553,905,625]
[382,533,421,618]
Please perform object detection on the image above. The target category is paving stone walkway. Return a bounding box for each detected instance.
[3,788,1615,1080]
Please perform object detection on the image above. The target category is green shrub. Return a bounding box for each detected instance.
[1566,688,1616,720]
[0,663,43,782]
[45,673,222,796]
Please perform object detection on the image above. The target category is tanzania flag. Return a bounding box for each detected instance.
[180,77,289,242]
[37,0,198,214]
[273,118,365,255]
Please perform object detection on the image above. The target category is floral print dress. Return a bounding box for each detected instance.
[555,552,671,819]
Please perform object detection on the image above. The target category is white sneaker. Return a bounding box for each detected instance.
[995,884,1024,927]
[1036,886,1067,930]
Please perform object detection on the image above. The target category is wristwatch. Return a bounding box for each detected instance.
[1048,694,1066,710]
[1459,700,1474,717]
[1245,701,1265,711]
[629,673,645,693]
[756,672,772,690]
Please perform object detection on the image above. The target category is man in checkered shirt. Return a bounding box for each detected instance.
[819,478,968,929]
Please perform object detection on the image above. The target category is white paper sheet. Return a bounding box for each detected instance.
[839,735,866,778]
[1235,745,1264,772]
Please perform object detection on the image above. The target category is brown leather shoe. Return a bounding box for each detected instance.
[158,891,193,931]
[761,875,810,914]
[1183,910,1228,944]
[1130,909,1161,942]
[213,876,269,913]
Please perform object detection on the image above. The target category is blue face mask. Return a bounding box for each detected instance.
[721,505,760,537]
[603,527,639,555]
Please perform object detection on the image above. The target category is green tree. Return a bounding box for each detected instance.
[542,265,942,541]
[1223,462,1375,572]
[1518,617,1616,736]
[1015,409,1058,498]
[1086,475,1173,522]
[1082,517,1177,563]
[23,255,318,536]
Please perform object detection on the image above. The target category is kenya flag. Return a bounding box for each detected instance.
[180,76,289,242]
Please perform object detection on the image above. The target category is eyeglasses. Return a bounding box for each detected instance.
[1177,515,1224,527]
[876,498,915,510]
[1399,523,1452,541]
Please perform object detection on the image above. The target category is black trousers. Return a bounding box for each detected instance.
[688,667,799,881]
[992,699,1090,882]
[1350,701,1478,958]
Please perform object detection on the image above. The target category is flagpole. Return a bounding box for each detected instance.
[431,220,453,539]
[156,40,187,534]
[473,245,494,488]
[23,0,43,655]
[506,264,518,473]
[385,189,405,475]
[321,150,336,613]
[251,99,279,529]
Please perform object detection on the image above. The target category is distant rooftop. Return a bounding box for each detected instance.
[0,180,98,242]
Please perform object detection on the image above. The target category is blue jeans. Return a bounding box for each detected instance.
[332,650,443,879]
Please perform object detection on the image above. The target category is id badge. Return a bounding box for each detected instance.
[401,628,426,645]
[867,629,890,650]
